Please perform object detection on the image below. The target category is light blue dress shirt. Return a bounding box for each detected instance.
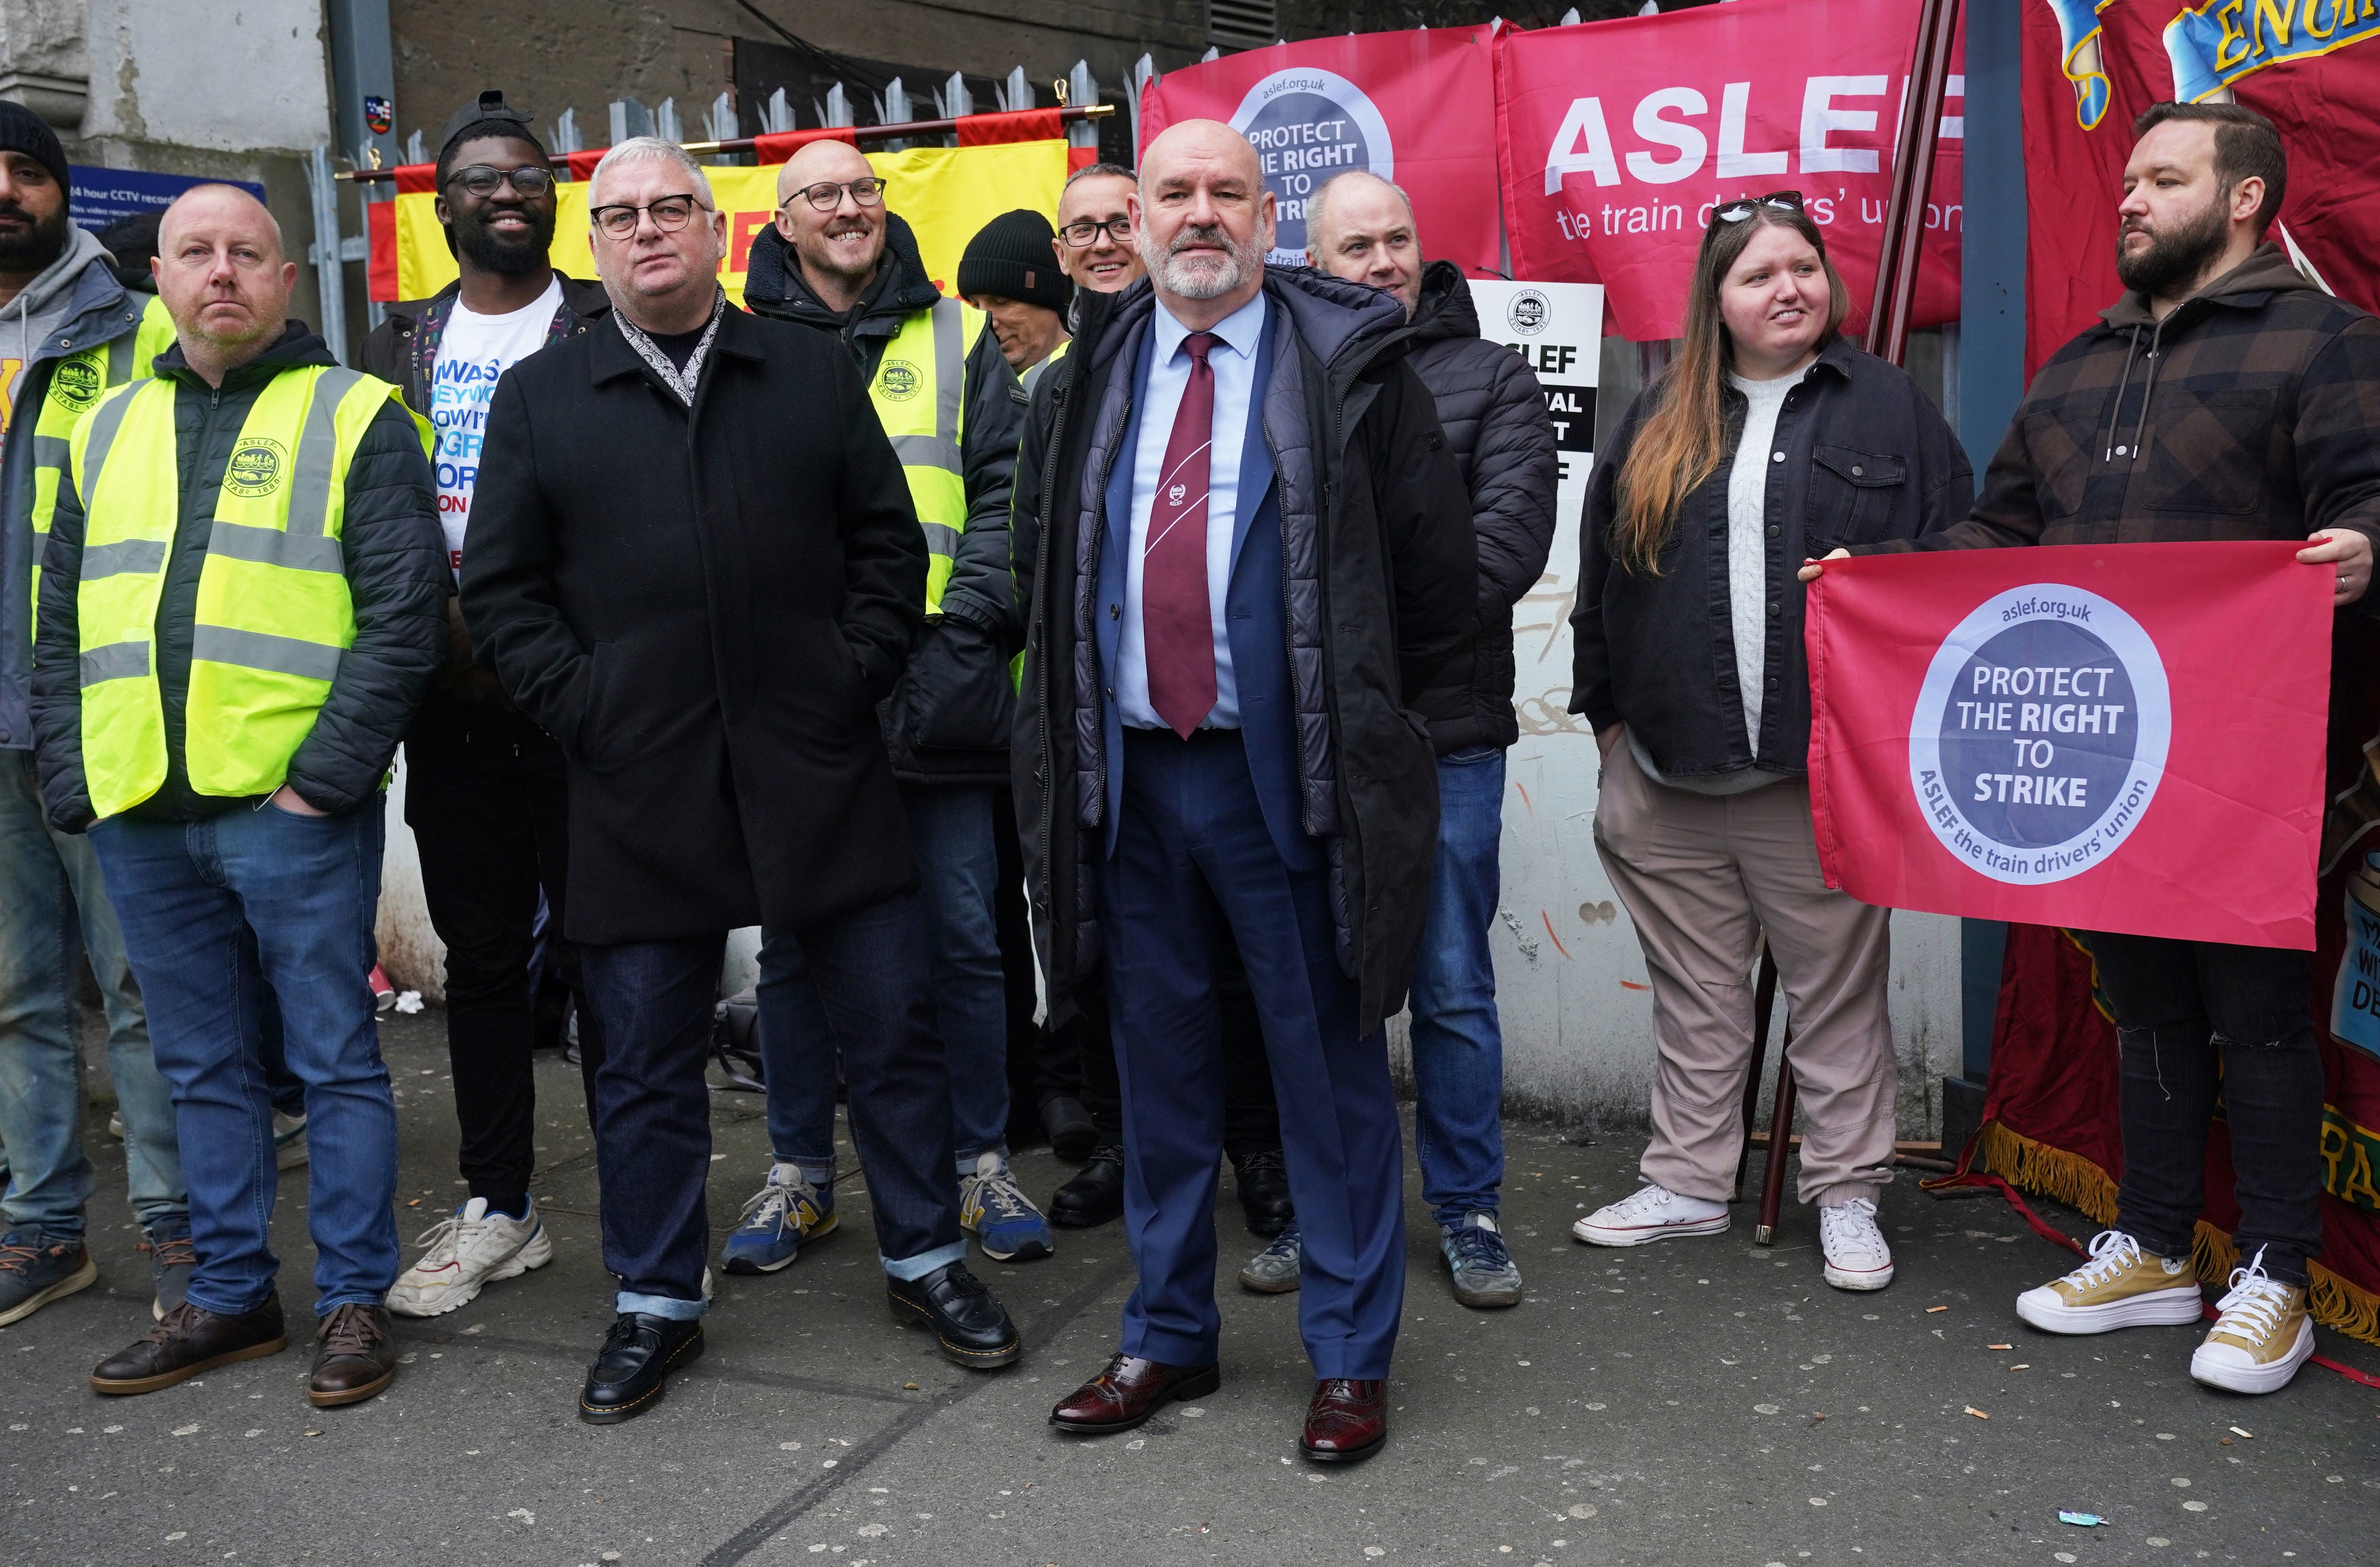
[1117,290,1267,732]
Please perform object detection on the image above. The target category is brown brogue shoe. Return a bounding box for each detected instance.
[91,1295,288,1396]
[1300,1377,1387,1463]
[309,1303,397,1408]
[1049,1352,1221,1434]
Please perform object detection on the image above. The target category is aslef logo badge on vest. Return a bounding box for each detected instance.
[1229,68,1396,267]
[48,358,101,413]
[877,360,921,402]
[1907,584,2172,886]
[224,437,289,499]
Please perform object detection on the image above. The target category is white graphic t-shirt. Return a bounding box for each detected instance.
[430,277,563,579]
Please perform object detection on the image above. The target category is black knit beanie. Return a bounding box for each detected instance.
[0,101,69,193]
[957,209,1071,312]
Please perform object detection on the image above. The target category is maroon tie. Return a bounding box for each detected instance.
[1143,331,1219,739]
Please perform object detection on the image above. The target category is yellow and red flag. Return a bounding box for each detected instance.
[367,109,1082,306]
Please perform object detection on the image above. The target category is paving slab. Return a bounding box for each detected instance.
[3,1005,2375,1565]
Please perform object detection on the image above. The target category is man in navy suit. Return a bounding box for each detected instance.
[1012,120,1474,1462]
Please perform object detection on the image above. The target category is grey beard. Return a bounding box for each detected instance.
[1141,225,1262,301]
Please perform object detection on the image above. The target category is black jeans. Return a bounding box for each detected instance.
[579,894,966,1309]
[405,705,602,1213]
[2086,932,2326,1285]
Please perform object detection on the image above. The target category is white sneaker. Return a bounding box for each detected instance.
[272,1111,309,1172]
[1818,1197,1894,1290]
[386,1196,553,1318]
[2190,1248,2315,1395]
[1571,1182,1730,1247]
[2014,1230,2203,1335]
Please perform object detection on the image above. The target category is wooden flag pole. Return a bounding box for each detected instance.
[1865,0,1965,368]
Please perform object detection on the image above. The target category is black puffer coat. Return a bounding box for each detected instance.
[33,325,446,828]
[1013,269,1476,1034]
[1403,262,1559,754]
[747,215,1024,787]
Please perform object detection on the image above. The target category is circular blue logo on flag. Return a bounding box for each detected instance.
[1908,585,2171,885]
[1229,68,1395,267]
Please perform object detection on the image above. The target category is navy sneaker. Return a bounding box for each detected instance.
[139,1217,196,1321]
[720,1164,836,1275]
[960,1152,1055,1262]
[1441,1211,1523,1309]
[0,1228,99,1327]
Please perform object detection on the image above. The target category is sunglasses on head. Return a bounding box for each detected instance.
[1709,190,1805,227]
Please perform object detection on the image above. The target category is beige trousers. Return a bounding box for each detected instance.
[1593,742,1898,1207]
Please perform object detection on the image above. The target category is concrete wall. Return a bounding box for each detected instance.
[5,0,339,336]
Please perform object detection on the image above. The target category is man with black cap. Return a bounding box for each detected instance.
[0,99,186,1331]
[960,209,1070,388]
[360,91,612,1320]
[738,139,1049,1273]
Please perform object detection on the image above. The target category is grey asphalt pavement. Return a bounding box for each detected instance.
[3,1004,2375,1566]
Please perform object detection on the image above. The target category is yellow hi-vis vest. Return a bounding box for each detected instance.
[866,296,985,616]
[25,292,177,634]
[69,363,429,820]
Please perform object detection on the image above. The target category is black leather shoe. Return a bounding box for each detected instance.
[887,1261,1020,1368]
[1050,1144,1125,1228]
[1039,1095,1098,1161]
[579,1312,705,1426]
[91,1294,287,1396]
[1234,1149,1295,1237]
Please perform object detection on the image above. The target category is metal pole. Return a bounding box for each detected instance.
[1865,0,1964,368]
[304,145,349,366]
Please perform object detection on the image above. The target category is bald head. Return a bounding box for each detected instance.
[1306,171,1423,318]
[776,137,872,203]
[772,137,886,311]
[154,184,297,384]
[1132,120,1272,326]
[1140,120,1262,196]
[158,184,285,260]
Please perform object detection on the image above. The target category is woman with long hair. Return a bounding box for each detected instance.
[1566,193,1971,1292]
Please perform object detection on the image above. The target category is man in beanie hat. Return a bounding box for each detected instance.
[739,137,1047,1277]
[0,99,187,1331]
[959,208,1070,384]
[360,91,614,1321]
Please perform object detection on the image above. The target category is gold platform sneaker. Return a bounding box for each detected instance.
[2015,1230,2203,1334]
[2190,1249,2315,1395]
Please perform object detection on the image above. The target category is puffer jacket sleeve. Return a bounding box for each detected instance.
[282,398,446,812]
[1375,361,1476,700]
[941,326,1025,644]
[29,456,92,830]
[1467,342,1559,616]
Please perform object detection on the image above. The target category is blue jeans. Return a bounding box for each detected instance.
[90,800,398,1317]
[0,749,184,1236]
[583,893,966,1318]
[1408,746,1508,1226]
[759,781,1008,1170]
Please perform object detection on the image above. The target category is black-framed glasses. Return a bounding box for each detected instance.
[445,164,556,199]
[1059,216,1132,248]
[1710,190,1805,226]
[590,195,709,238]
[783,178,885,213]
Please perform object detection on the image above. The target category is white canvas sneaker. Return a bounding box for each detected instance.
[1571,1182,1730,1247]
[2190,1249,2315,1395]
[1818,1197,1894,1291]
[386,1196,553,1318]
